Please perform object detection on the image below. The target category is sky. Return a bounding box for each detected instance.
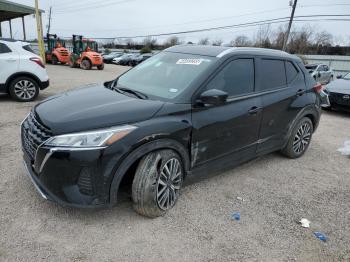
[1,0,350,45]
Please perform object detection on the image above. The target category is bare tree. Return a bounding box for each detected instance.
[272,25,288,50]
[143,37,157,48]
[288,25,313,54]
[125,38,135,49]
[212,39,223,46]
[198,37,210,45]
[164,36,182,48]
[253,24,272,48]
[230,35,252,47]
[314,31,333,47]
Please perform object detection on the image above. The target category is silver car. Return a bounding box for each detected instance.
[305,64,334,84]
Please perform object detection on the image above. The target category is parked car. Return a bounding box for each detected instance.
[103,52,123,64]
[21,46,326,217]
[0,38,49,102]
[305,64,334,84]
[323,72,350,112]
[129,53,153,66]
[112,53,138,65]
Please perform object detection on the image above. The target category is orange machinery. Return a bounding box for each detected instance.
[45,34,70,65]
[69,35,104,70]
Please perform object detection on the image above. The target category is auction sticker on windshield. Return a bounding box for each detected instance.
[176,59,202,65]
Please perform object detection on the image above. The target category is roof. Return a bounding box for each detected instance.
[0,0,44,22]
[166,45,298,60]
[166,45,230,57]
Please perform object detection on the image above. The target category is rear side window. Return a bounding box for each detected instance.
[22,45,36,54]
[285,61,298,83]
[260,59,286,90]
[206,58,254,97]
[0,43,12,53]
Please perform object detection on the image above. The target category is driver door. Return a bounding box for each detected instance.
[191,58,262,168]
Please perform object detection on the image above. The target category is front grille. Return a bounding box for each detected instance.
[21,112,52,161]
[329,92,350,106]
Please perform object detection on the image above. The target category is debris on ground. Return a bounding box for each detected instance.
[231,212,241,221]
[236,197,244,201]
[299,218,311,228]
[338,140,350,156]
[314,232,328,242]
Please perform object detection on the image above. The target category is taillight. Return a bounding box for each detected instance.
[30,57,45,68]
[313,83,323,94]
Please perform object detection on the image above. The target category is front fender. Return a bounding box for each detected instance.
[109,138,191,205]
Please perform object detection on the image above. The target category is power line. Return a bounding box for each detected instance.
[54,0,135,13]
[55,15,350,40]
[53,0,114,9]
[51,3,350,33]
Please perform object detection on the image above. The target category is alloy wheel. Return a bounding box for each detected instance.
[14,80,36,100]
[156,158,182,210]
[293,122,312,154]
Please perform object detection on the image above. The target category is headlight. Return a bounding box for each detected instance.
[45,125,137,148]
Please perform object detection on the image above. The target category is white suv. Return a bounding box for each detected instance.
[0,38,49,102]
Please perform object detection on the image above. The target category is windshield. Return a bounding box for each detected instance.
[117,52,215,100]
[343,72,350,80]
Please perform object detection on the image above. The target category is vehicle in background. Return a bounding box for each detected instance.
[0,38,49,102]
[45,34,70,65]
[112,53,138,65]
[69,35,104,70]
[129,53,153,66]
[103,52,123,64]
[305,64,333,84]
[21,46,325,217]
[323,72,350,112]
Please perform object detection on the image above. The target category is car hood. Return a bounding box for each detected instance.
[326,79,350,95]
[34,84,164,135]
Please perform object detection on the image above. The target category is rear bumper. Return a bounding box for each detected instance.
[39,80,50,90]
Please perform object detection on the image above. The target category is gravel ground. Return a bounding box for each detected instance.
[0,64,349,262]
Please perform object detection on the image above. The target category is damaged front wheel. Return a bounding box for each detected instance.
[132,149,184,218]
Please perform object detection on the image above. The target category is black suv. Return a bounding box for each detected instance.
[21,45,324,217]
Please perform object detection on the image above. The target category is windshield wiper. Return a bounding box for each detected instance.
[109,79,148,99]
[118,87,148,99]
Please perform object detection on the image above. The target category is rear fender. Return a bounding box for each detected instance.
[283,104,321,147]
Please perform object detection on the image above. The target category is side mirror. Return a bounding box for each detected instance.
[337,75,342,79]
[198,89,228,106]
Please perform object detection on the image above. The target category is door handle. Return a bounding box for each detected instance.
[248,106,261,115]
[296,89,305,96]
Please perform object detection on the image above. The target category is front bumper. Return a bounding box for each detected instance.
[22,145,118,208]
[328,92,350,111]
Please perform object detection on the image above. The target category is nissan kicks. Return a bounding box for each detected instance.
[21,45,325,217]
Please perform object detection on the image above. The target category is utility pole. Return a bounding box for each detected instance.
[34,0,46,62]
[47,6,52,35]
[282,0,298,51]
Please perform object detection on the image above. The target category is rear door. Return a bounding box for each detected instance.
[0,42,19,88]
[191,57,263,167]
[256,58,306,154]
